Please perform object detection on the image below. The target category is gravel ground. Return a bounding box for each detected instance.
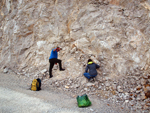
[0,72,131,113]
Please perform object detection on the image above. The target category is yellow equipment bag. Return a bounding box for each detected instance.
[31,79,39,91]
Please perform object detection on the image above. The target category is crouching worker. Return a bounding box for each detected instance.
[49,47,65,78]
[84,59,100,81]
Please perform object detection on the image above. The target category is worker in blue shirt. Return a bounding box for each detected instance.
[49,47,65,78]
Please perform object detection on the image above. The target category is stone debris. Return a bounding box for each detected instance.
[65,85,69,89]
[38,66,149,113]
[40,69,47,74]
[3,68,8,73]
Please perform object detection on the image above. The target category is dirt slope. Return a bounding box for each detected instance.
[0,72,131,113]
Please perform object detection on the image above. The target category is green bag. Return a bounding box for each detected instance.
[76,94,92,107]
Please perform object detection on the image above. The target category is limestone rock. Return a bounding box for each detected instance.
[65,85,69,89]
[3,68,8,73]
[105,81,110,87]
[86,83,94,87]
[40,69,47,74]
[0,0,149,80]
[117,86,123,93]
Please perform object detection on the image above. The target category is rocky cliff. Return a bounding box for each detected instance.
[0,0,150,112]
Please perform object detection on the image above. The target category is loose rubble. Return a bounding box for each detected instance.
[2,61,150,113]
[29,66,150,113]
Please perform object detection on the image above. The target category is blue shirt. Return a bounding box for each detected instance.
[49,48,58,59]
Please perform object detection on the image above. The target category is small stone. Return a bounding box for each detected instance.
[98,79,103,83]
[135,103,142,109]
[141,78,146,85]
[86,83,94,87]
[146,102,150,106]
[143,105,149,110]
[145,91,150,98]
[130,88,134,93]
[94,81,99,87]
[81,79,87,85]
[136,95,141,101]
[145,65,149,70]
[124,92,129,99]
[105,81,110,87]
[136,85,142,90]
[125,100,129,103]
[84,88,88,91]
[74,84,80,88]
[140,92,146,100]
[112,84,117,90]
[130,78,136,85]
[105,77,111,81]
[55,82,59,87]
[123,10,130,16]
[145,86,150,91]
[140,102,145,106]
[70,47,76,53]
[106,87,109,91]
[98,86,102,89]
[65,85,69,89]
[117,86,123,93]
[129,101,135,106]
[136,90,142,94]
[111,91,116,95]
[40,69,47,74]
[67,83,70,86]
[143,75,148,79]
[90,108,94,112]
[117,97,123,101]
[3,68,8,73]
[69,80,72,84]
[113,81,117,84]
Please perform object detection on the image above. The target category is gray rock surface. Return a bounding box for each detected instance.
[0,0,150,79]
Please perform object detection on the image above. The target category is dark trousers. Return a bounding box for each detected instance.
[49,58,63,76]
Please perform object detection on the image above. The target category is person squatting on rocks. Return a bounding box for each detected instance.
[84,59,100,81]
[49,47,65,78]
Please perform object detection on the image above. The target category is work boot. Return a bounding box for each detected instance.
[49,75,53,78]
[60,68,65,71]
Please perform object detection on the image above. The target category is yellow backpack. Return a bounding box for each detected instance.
[31,79,39,91]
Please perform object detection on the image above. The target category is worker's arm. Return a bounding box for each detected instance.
[85,65,89,73]
[96,64,100,69]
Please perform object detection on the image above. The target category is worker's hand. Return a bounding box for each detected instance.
[53,48,57,51]
[54,47,61,52]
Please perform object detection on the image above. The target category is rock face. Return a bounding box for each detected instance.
[0,0,150,111]
[0,0,150,79]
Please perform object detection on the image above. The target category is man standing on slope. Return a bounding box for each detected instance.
[49,47,65,78]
